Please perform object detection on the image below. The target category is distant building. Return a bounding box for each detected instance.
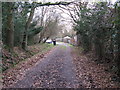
[63,36,71,43]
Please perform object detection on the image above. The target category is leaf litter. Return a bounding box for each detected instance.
[71,47,120,88]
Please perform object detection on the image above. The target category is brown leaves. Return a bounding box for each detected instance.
[72,47,120,88]
[2,44,54,88]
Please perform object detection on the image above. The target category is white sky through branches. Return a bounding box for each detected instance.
[34,0,117,32]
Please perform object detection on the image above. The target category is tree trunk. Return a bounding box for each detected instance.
[114,4,120,77]
[114,23,120,77]
[39,30,46,43]
[22,6,35,50]
[39,32,43,43]
[6,2,14,51]
[117,39,120,77]
[43,36,49,43]
[94,37,105,62]
[77,34,81,46]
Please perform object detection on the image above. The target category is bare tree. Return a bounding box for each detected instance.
[42,14,60,42]
[22,4,36,50]
[37,6,48,43]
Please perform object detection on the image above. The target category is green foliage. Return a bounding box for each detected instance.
[74,2,120,77]
[74,4,92,52]
[28,21,43,36]
[2,2,9,44]
[28,27,43,36]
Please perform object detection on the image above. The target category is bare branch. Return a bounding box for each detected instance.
[35,1,74,7]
